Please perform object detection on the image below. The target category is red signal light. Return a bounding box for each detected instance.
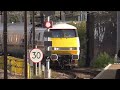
[45,22,51,27]
[44,21,53,28]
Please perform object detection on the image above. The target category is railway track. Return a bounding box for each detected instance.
[52,67,100,79]
[54,70,80,79]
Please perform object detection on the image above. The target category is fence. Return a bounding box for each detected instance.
[0,56,30,78]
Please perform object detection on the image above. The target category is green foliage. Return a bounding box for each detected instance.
[91,52,114,69]
[9,15,19,23]
[78,58,86,67]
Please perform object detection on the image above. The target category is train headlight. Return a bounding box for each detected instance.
[70,48,72,50]
[68,47,77,50]
[71,47,77,50]
[52,47,77,50]
[52,47,59,50]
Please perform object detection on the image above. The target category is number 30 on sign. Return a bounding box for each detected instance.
[29,48,43,63]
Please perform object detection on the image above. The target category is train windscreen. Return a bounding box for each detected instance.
[50,29,77,38]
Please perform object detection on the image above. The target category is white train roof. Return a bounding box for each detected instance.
[50,23,77,29]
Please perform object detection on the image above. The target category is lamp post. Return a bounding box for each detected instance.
[3,11,7,79]
[24,11,27,79]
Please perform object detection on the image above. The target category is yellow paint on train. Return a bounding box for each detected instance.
[52,50,78,55]
[51,37,80,56]
[51,37,79,47]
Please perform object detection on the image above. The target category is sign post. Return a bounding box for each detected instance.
[38,61,42,77]
[24,11,28,79]
[29,47,43,77]
[32,11,36,76]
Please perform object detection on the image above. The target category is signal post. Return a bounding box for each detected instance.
[44,16,52,79]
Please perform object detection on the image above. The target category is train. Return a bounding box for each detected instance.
[0,22,80,69]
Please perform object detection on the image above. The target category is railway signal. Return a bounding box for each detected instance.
[44,17,52,56]
[44,20,53,28]
[44,16,52,78]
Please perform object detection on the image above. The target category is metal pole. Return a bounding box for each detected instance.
[86,12,94,67]
[35,45,37,76]
[3,11,7,79]
[45,16,51,79]
[32,11,36,75]
[81,11,83,21]
[36,63,37,76]
[24,11,27,79]
[117,11,119,54]
[39,61,41,77]
[60,11,61,20]
[86,12,90,67]
[40,13,45,27]
[28,49,31,78]
[115,11,119,62]
[46,58,50,78]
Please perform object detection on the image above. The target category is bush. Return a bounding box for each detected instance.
[78,49,86,67]
[91,52,114,69]
[78,58,86,67]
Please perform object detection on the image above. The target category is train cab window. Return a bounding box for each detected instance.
[51,30,64,38]
[63,29,76,37]
[50,29,77,38]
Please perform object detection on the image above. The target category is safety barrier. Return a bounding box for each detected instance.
[0,56,30,78]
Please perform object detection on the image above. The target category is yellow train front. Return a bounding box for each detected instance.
[49,23,80,69]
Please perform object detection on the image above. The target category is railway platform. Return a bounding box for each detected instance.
[94,63,120,79]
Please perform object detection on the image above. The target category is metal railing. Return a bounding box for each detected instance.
[0,56,30,78]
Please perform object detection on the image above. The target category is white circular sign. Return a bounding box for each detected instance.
[45,22,51,28]
[29,48,43,63]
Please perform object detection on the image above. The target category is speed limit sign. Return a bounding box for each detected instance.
[29,48,43,63]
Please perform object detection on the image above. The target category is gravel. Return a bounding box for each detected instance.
[0,69,23,79]
[0,67,100,79]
